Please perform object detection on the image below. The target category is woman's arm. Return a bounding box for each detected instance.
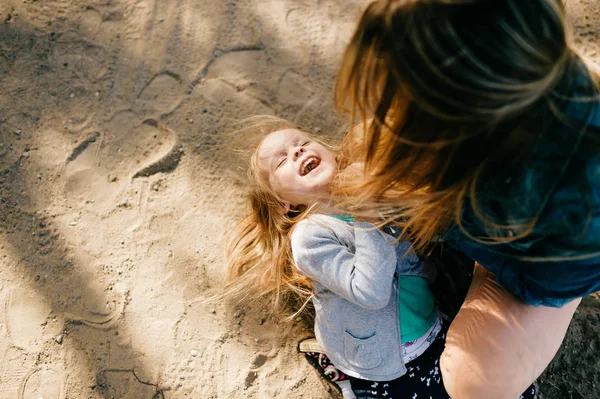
[291,219,397,310]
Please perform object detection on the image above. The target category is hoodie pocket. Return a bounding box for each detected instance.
[343,330,382,370]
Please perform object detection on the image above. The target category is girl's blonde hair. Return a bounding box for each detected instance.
[224,116,336,315]
[335,0,600,253]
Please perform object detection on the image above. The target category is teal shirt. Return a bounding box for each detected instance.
[398,276,438,343]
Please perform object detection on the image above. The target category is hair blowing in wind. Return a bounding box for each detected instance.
[335,0,600,252]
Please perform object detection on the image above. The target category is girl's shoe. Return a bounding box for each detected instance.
[298,337,357,399]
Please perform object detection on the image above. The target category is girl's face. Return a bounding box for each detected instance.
[257,129,337,208]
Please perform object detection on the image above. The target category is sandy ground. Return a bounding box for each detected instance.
[0,0,598,398]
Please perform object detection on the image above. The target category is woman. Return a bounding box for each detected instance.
[334,0,600,398]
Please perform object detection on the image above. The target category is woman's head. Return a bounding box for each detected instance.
[335,0,598,250]
[337,0,572,123]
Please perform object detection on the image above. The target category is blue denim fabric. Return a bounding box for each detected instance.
[444,86,600,308]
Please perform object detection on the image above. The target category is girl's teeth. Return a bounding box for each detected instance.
[302,157,319,175]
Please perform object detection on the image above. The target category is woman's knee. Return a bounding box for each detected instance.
[440,312,519,399]
[440,264,581,398]
[440,340,498,399]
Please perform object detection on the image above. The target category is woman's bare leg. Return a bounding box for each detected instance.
[440,263,581,399]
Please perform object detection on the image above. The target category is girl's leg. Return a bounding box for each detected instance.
[351,326,450,398]
[440,264,581,399]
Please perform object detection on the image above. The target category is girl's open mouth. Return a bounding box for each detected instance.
[300,156,320,176]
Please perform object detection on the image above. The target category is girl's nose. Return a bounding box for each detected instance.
[293,146,305,159]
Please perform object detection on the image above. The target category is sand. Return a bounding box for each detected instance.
[0,0,598,398]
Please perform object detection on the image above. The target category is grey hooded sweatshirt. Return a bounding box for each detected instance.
[291,214,429,381]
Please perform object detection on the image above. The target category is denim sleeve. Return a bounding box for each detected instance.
[445,159,600,308]
[445,225,600,307]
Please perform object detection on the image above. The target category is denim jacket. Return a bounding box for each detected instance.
[291,214,430,381]
[445,76,600,308]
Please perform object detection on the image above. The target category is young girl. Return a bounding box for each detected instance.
[334,0,600,398]
[224,116,450,398]
[224,117,536,398]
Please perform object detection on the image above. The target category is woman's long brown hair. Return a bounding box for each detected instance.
[335,0,600,253]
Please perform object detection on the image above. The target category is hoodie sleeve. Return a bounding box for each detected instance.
[291,219,398,310]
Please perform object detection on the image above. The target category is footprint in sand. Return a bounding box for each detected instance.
[136,71,183,117]
[4,287,52,352]
[82,113,183,180]
[18,366,64,399]
[0,346,35,399]
[130,120,183,179]
[63,117,182,204]
[63,282,127,330]
[63,166,117,206]
[51,40,108,81]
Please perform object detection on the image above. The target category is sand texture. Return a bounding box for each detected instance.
[0,0,598,398]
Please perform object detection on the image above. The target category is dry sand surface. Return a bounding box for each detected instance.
[0,0,598,398]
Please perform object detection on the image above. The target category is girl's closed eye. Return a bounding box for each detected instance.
[302,141,310,146]
[277,157,287,168]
